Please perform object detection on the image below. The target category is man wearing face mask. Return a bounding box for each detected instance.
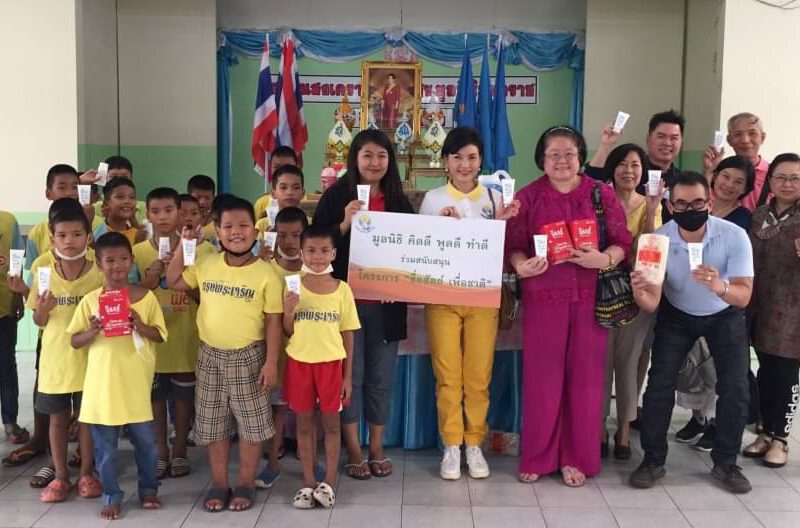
[628,171,754,494]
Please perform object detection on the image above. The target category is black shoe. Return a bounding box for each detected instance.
[601,442,609,459]
[676,417,707,443]
[711,464,751,494]
[629,462,666,488]
[614,442,632,460]
[693,424,715,452]
[629,407,642,431]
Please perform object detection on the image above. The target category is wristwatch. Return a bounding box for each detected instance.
[717,280,729,298]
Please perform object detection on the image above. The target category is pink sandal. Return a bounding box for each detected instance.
[77,474,103,498]
[40,479,71,503]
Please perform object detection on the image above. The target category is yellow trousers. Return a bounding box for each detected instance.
[425,304,499,446]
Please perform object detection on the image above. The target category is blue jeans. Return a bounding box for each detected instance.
[91,421,159,505]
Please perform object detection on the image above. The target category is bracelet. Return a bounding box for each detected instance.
[717,280,729,298]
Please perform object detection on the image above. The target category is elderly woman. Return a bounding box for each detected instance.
[744,153,800,467]
[597,143,661,460]
[506,126,632,486]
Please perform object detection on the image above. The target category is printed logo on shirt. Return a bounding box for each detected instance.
[294,309,341,323]
[201,280,256,301]
[354,214,375,234]
[480,204,493,219]
[57,295,84,306]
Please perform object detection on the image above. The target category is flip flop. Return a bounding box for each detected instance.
[30,465,56,488]
[561,466,586,488]
[169,457,190,478]
[6,426,30,445]
[40,479,71,503]
[228,486,255,512]
[368,457,393,477]
[155,458,169,480]
[2,447,45,467]
[203,487,231,513]
[344,459,371,480]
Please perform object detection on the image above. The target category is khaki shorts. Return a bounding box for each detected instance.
[194,341,274,445]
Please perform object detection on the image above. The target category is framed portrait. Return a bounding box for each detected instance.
[360,61,422,136]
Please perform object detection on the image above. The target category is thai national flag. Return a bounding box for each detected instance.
[251,35,278,178]
[274,38,308,162]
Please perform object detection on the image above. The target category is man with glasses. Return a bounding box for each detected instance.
[628,171,755,494]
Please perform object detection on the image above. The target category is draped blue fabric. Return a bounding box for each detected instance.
[216,28,584,189]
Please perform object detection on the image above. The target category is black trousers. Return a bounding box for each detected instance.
[756,351,800,439]
[641,301,750,466]
[0,317,19,425]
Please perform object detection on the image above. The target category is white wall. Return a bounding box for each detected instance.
[720,1,800,159]
[217,0,586,31]
[583,0,685,150]
[0,0,78,213]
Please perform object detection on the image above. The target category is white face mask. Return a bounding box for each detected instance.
[301,263,333,275]
[54,244,89,262]
[277,246,301,261]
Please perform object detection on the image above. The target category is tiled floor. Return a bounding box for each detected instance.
[3,351,800,527]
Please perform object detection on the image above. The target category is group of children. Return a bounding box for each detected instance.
[0,150,360,519]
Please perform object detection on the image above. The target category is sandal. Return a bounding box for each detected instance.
[228,486,255,512]
[254,467,281,489]
[40,479,71,503]
[344,459,371,480]
[67,447,81,468]
[155,458,169,480]
[2,447,45,467]
[561,466,586,488]
[6,425,30,445]
[518,472,539,483]
[292,487,316,509]
[312,481,335,508]
[169,457,190,478]
[203,487,231,513]
[368,458,393,478]
[77,474,103,498]
[30,465,56,488]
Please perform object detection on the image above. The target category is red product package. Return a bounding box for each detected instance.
[569,219,599,250]
[539,221,574,264]
[98,288,132,338]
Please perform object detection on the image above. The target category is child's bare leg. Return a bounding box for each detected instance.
[151,399,169,462]
[320,413,341,484]
[172,400,192,459]
[296,412,316,487]
[78,423,94,477]
[207,438,231,489]
[49,410,70,482]
[267,405,286,472]
[236,440,261,487]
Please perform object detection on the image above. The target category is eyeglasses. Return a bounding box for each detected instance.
[772,175,800,186]
[544,152,578,162]
[670,198,709,212]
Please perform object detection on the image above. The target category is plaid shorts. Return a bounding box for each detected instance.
[194,341,274,445]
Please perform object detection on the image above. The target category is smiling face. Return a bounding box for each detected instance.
[51,220,89,258]
[301,235,336,273]
[612,150,644,192]
[147,197,180,236]
[769,160,800,204]
[445,144,481,189]
[646,123,682,167]
[727,117,765,162]
[217,209,256,253]
[712,167,748,203]
[46,173,79,201]
[104,184,137,222]
[356,142,389,186]
[97,246,133,284]
[543,136,581,184]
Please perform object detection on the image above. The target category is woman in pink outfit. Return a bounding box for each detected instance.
[506,126,632,486]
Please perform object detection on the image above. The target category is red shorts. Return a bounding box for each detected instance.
[283,357,343,414]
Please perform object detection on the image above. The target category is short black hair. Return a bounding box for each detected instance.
[211,193,237,218]
[272,165,305,187]
[48,198,90,233]
[300,223,336,246]
[104,155,133,175]
[179,193,199,207]
[103,177,136,200]
[442,127,483,159]
[216,196,255,226]
[671,170,710,197]
[712,156,755,199]
[533,125,587,170]
[187,174,215,194]
[759,153,800,206]
[604,143,648,186]
[95,231,132,258]
[272,146,298,163]
[146,187,180,209]
[46,164,79,189]
[648,109,685,135]
[275,206,309,229]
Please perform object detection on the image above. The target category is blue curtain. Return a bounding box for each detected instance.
[216,29,585,191]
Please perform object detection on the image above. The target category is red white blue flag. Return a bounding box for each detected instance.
[274,38,308,161]
[251,35,278,177]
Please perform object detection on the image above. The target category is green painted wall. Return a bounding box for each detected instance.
[228,51,575,201]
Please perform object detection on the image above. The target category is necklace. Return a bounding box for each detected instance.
[58,258,88,281]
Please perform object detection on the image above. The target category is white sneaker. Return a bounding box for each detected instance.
[466,446,490,479]
[440,445,462,480]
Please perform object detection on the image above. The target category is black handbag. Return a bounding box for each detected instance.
[592,184,639,329]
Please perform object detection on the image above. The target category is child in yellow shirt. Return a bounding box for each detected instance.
[82,155,147,224]
[68,232,167,520]
[27,201,105,503]
[253,146,299,220]
[93,178,147,247]
[166,196,280,513]
[255,165,307,238]
[279,224,360,510]
[134,188,213,479]
[186,175,217,244]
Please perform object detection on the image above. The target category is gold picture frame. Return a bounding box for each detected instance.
[360,61,422,136]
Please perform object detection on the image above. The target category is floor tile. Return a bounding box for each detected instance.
[612,508,690,527]
[738,486,800,512]
[467,480,537,507]
[401,478,470,507]
[599,483,677,510]
[540,507,617,528]
[533,478,608,509]
[752,511,800,528]
[335,476,403,505]
[254,502,332,527]
[663,484,746,511]
[329,504,401,527]
[32,499,113,528]
[400,505,473,528]
[681,509,763,528]
[0,499,52,528]
[471,506,545,528]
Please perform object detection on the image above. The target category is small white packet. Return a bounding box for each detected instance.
[132,330,145,351]
[96,162,109,186]
[267,203,279,228]
[263,232,277,252]
[647,170,662,197]
[182,238,196,266]
[9,249,24,277]
[357,185,370,210]
[713,130,725,150]
[613,111,630,133]
[501,179,516,207]
[78,185,91,206]
[37,267,52,296]
[142,221,153,240]
[688,242,703,270]
[533,234,548,257]
[158,237,171,260]
[285,274,301,295]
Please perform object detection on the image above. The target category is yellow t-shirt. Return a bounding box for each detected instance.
[93,223,138,247]
[0,211,23,317]
[253,194,272,221]
[26,262,105,394]
[133,240,215,373]
[182,252,280,349]
[26,218,102,270]
[29,248,97,270]
[67,288,167,425]
[201,222,217,246]
[266,260,302,384]
[286,281,361,364]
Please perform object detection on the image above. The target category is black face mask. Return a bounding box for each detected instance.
[220,240,256,257]
[672,209,709,232]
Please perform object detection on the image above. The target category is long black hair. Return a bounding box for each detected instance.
[603,143,648,187]
[338,129,407,211]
